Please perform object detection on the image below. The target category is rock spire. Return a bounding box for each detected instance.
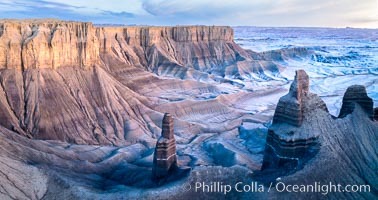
[272,70,310,126]
[152,113,178,180]
[262,70,327,169]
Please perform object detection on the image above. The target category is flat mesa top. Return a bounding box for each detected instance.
[0,19,231,29]
[0,18,74,23]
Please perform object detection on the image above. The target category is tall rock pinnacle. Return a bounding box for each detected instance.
[152,113,178,180]
[262,70,328,170]
[273,70,310,126]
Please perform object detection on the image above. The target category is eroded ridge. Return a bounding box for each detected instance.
[338,85,374,119]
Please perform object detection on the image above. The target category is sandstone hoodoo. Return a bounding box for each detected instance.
[338,85,374,119]
[272,69,310,126]
[152,113,178,180]
[262,70,328,170]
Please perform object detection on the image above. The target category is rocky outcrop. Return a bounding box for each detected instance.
[259,79,378,199]
[272,70,309,126]
[262,70,377,174]
[338,85,374,119]
[152,113,177,180]
[263,70,328,169]
[375,107,378,121]
[272,70,327,127]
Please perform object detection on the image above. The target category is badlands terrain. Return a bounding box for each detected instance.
[0,19,376,199]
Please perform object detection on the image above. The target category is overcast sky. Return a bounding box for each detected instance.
[0,0,377,28]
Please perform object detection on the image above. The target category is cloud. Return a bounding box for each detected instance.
[147,0,378,28]
[0,0,376,28]
[0,0,84,20]
[141,0,268,17]
[0,0,135,22]
[45,0,146,15]
[103,11,134,18]
[139,0,275,26]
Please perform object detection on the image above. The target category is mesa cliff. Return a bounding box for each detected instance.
[0,19,242,73]
[0,20,281,79]
[0,20,99,69]
[0,19,266,145]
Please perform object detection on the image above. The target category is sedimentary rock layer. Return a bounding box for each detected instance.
[263,98,378,200]
[0,19,281,79]
[0,20,99,69]
[0,66,166,145]
[152,113,178,179]
[272,70,327,127]
[0,20,235,71]
[263,70,377,174]
[97,24,242,79]
[263,70,328,169]
[338,85,374,119]
[0,19,267,145]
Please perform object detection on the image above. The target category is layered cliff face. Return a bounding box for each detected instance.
[0,19,272,145]
[0,66,166,145]
[0,20,283,81]
[0,19,99,69]
[97,25,269,80]
[0,20,257,78]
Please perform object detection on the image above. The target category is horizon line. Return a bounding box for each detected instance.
[0,18,377,30]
